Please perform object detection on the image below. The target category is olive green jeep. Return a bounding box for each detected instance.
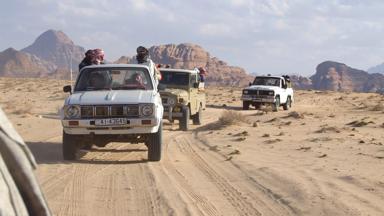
[159,68,206,131]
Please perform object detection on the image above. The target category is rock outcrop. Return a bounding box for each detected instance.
[311,61,384,92]
[368,63,384,74]
[289,75,313,90]
[0,48,55,78]
[22,30,85,71]
[117,43,253,86]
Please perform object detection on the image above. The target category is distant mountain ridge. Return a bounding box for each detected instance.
[0,30,253,85]
[22,30,85,71]
[117,43,253,86]
[1,29,384,91]
[310,61,384,92]
[368,63,384,74]
[0,48,54,77]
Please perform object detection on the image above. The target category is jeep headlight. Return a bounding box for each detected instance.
[268,91,274,96]
[243,90,249,95]
[64,105,80,119]
[140,104,154,117]
[168,97,176,105]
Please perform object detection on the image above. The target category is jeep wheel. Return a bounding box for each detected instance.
[243,101,250,110]
[81,143,93,150]
[272,96,280,112]
[147,122,162,161]
[283,97,291,110]
[179,106,190,131]
[192,105,202,125]
[62,131,79,160]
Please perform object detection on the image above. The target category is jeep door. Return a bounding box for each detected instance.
[189,74,199,115]
[279,78,288,104]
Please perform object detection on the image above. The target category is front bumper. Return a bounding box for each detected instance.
[241,95,274,103]
[163,106,183,120]
[62,117,160,135]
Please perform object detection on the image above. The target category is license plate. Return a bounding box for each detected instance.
[95,118,128,126]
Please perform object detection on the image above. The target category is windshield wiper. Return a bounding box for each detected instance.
[113,85,146,90]
[85,87,112,91]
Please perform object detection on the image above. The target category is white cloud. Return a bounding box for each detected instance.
[199,23,233,37]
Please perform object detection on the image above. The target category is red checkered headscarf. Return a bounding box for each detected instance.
[94,48,105,61]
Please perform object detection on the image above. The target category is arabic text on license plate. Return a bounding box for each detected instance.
[95,118,127,126]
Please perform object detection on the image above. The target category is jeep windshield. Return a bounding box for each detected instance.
[252,77,280,87]
[159,71,189,86]
[75,67,153,91]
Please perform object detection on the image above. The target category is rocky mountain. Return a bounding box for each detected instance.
[117,43,253,86]
[22,30,85,71]
[368,63,384,74]
[289,75,313,90]
[0,48,55,78]
[311,61,384,92]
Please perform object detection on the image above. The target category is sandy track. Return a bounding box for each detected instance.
[29,108,285,216]
[2,79,383,215]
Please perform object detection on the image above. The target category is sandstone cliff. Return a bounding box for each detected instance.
[117,43,253,86]
[0,48,55,78]
[311,61,384,92]
[22,30,85,71]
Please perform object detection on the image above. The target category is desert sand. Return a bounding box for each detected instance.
[1,77,384,216]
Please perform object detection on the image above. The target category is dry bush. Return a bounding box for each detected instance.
[370,102,384,111]
[218,110,249,126]
[286,111,305,119]
[347,120,374,127]
[264,139,282,144]
[11,106,33,115]
[315,126,341,133]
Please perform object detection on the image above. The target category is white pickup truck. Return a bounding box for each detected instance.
[241,75,294,112]
[60,64,164,161]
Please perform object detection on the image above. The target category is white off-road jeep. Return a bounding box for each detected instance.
[60,64,163,161]
[241,75,294,112]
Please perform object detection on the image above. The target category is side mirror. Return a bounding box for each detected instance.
[63,85,72,94]
[249,82,252,86]
[158,84,166,91]
[193,82,199,88]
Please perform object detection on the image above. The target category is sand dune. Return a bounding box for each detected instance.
[1,77,384,215]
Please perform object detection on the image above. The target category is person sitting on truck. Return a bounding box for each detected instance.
[93,48,105,65]
[79,49,95,70]
[198,67,207,89]
[132,46,161,82]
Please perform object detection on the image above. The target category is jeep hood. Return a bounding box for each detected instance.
[160,88,188,98]
[66,90,155,105]
[245,85,280,91]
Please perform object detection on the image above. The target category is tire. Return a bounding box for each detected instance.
[272,96,280,112]
[147,122,162,161]
[192,105,202,125]
[243,101,250,110]
[179,106,190,131]
[62,131,79,160]
[81,143,93,150]
[283,97,291,110]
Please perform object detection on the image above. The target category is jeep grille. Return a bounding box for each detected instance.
[80,105,139,119]
[246,90,273,96]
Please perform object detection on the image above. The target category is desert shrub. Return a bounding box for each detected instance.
[287,111,305,119]
[370,103,384,111]
[218,110,248,126]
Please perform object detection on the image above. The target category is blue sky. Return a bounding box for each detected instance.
[1,0,384,75]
